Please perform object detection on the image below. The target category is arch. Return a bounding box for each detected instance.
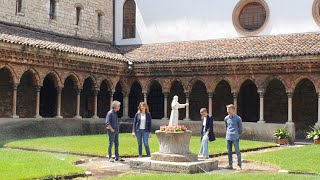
[40,73,59,117]
[146,79,163,93]
[211,77,233,93]
[98,79,112,117]
[187,77,208,93]
[100,77,114,92]
[0,65,18,84]
[95,9,105,16]
[128,79,143,92]
[74,3,84,9]
[264,79,288,123]
[147,80,164,119]
[238,79,259,122]
[167,79,186,93]
[213,80,233,121]
[82,75,97,89]
[0,67,14,117]
[235,76,258,93]
[80,76,97,118]
[261,76,289,92]
[292,75,317,93]
[63,73,81,89]
[42,71,62,88]
[113,82,124,118]
[123,0,136,39]
[20,68,41,86]
[115,79,128,94]
[189,80,208,120]
[293,78,317,138]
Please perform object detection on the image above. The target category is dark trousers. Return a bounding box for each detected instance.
[136,129,151,156]
[227,139,242,167]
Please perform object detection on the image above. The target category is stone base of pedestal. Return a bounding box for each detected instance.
[151,152,197,162]
[130,157,218,174]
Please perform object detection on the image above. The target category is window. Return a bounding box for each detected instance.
[49,0,56,19]
[16,0,22,14]
[312,0,320,27]
[97,13,102,31]
[76,6,81,25]
[123,0,136,39]
[232,0,269,36]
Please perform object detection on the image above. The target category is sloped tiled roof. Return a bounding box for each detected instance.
[0,22,125,61]
[120,33,320,63]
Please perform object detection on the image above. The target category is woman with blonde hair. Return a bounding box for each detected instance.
[132,102,152,157]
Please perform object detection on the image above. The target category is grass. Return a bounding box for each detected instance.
[108,173,319,180]
[4,134,276,156]
[245,145,320,174]
[0,148,84,180]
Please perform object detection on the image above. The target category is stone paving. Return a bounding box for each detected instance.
[74,146,295,179]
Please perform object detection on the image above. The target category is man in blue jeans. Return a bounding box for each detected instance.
[224,104,243,170]
[106,100,124,162]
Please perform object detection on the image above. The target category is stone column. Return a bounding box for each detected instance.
[162,92,169,120]
[258,90,265,123]
[208,92,213,116]
[143,91,148,103]
[92,89,99,118]
[287,92,293,123]
[123,93,129,119]
[109,91,114,109]
[233,92,238,113]
[316,92,320,128]
[35,86,42,118]
[11,83,19,118]
[55,87,63,118]
[184,92,190,121]
[74,89,82,118]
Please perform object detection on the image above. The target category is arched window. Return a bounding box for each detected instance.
[96,10,105,31]
[76,6,82,25]
[16,0,22,13]
[49,0,56,19]
[123,0,136,39]
[312,0,320,27]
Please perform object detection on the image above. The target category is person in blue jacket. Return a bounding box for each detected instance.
[132,102,152,157]
[199,108,216,159]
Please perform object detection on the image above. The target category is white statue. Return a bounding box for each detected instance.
[169,95,189,126]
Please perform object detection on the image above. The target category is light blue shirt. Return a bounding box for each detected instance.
[224,114,243,141]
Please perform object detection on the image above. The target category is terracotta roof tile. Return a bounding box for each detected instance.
[120,33,320,63]
[0,23,125,61]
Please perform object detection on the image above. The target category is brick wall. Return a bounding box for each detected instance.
[0,0,113,41]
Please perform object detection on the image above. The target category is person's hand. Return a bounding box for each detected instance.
[148,133,152,138]
[204,135,209,140]
[132,132,136,138]
[186,103,189,106]
[110,128,115,132]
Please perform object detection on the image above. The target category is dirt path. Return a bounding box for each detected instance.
[74,145,300,179]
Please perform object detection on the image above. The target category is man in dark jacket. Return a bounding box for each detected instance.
[199,108,215,159]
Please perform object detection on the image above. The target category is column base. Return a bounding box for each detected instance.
[162,117,169,120]
[34,115,42,118]
[257,120,266,124]
[314,122,320,128]
[74,115,82,119]
[11,115,19,118]
[122,116,130,119]
[91,115,99,119]
[183,118,190,121]
[55,115,63,119]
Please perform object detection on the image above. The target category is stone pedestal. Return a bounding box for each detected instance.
[130,129,219,173]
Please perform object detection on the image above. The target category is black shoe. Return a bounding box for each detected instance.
[115,157,125,162]
[224,165,233,169]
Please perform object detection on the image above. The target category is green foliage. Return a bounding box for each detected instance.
[273,126,290,139]
[306,126,320,140]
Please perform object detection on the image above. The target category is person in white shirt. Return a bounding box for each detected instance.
[132,102,152,157]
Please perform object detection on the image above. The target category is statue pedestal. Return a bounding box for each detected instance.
[130,129,218,173]
[151,130,197,162]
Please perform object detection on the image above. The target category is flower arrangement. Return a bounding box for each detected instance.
[273,126,290,139]
[159,125,188,133]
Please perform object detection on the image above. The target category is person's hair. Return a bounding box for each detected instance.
[138,102,149,113]
[200,108,207,113]
[226,104,235,109]
[111,101,121,109]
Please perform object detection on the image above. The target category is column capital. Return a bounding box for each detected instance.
[287,92,293,98]
[163,92,169,97]
[232,92,238,98]
[76,89,82,94]
[208,92,214,97]
[93,89,99,96]
[185,91,190,97]
[258,90,265,97]
[35,86,42,92]
[12,83,19,90]
[56,86,63,92]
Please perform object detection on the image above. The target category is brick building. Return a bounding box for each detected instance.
[1,0,320,141]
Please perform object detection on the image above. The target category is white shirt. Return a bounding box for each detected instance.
[203,117,207,127]
[139,114,146,130]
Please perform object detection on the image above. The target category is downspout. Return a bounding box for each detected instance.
[112,0,116,45]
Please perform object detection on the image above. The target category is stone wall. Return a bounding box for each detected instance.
[0,0,113,41]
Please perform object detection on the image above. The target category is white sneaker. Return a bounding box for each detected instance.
[109,158,114,162]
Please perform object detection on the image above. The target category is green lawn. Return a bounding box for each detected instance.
[4,134,276,156]
[0,148,84,180]
[109,173,319,180]
[245,145,320,174]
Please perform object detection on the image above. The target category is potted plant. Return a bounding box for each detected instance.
[306,127,320,144]
[274,126,290,145]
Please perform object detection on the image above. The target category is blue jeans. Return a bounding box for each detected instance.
[108,131,119,159]
[136,129,150,156]
[199,131,209,159]
[227,139,242,167]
